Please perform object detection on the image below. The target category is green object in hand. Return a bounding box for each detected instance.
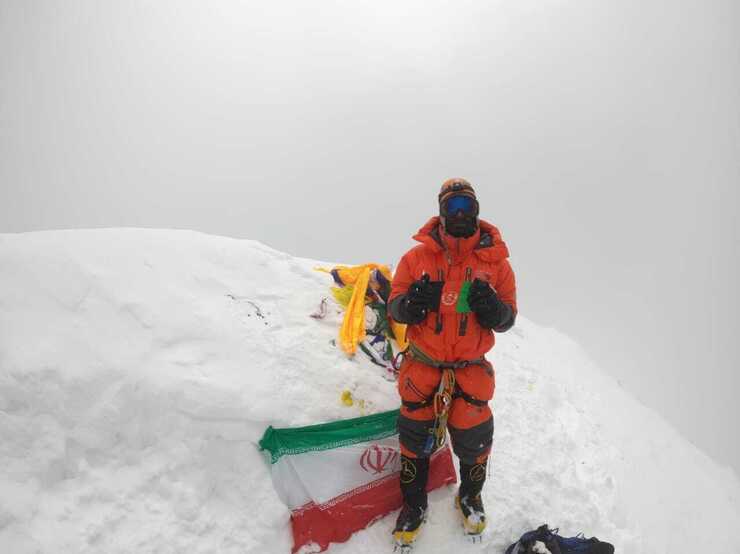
[456,281,472,313]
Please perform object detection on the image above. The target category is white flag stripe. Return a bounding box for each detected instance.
[271,435,401,509]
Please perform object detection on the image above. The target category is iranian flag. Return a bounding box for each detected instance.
[259,409,457,553]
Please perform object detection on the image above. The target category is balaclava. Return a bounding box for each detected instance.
[438,178,479,238]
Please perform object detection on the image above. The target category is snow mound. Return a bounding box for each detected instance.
[0,229,738,553]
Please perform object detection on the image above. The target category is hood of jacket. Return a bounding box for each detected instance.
[412,216,510,264]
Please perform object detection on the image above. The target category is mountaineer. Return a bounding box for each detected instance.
[389,178,517,549]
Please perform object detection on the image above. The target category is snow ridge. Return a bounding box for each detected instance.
[0,229,738,553]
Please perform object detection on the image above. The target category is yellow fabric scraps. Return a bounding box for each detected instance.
[330,285,355,308]
[315,263,407,355]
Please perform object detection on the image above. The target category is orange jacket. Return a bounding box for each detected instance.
[390,217,517,362]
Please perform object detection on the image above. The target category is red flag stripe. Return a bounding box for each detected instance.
[290,446,457,553]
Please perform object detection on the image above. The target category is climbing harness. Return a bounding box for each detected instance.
[399,343,491,455]
[406,342,485,371]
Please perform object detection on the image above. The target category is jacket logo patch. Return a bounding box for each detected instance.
[442,291,458,306]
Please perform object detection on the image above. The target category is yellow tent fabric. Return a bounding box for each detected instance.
[316,264,407,355]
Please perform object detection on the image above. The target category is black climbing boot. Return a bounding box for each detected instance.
[455,459,488,536]
[392,456,429,548]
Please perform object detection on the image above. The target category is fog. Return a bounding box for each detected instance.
[1,0,738,472]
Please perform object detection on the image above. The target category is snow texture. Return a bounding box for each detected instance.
[0,229,738,553]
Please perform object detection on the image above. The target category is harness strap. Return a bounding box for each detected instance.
[407,343,485,370]
[402,383,488,412]
[451,387,488,407]
[401,398,433,411]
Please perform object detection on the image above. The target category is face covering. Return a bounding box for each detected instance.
[440,194,479,238]
[443,213,478,238]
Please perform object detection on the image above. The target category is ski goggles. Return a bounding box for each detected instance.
[441,194,478,216]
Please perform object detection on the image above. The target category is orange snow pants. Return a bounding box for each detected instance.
[396,356,495,465]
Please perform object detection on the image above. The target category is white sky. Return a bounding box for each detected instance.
[1,0,738,472]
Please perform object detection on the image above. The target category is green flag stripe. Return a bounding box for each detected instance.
[259,409,400,464]
[456,281,472,313]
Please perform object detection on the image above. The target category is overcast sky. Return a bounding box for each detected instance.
[2,0,738,473]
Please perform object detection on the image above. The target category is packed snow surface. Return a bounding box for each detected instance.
[0,229,738,553]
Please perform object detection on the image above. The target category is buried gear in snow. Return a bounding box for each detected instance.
[505,524,615,554]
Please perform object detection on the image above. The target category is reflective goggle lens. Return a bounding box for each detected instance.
[444,194,477,215]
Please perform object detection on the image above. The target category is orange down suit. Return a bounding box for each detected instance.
[390,217,517,463]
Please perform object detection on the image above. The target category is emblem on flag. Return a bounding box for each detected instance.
[360,445,400,475]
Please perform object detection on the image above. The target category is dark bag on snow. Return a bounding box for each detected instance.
[505,524,615,554]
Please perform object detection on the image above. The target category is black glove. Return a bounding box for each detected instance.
[389,275,441,325]
[468,278,510,330]
[403,275,438,324]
